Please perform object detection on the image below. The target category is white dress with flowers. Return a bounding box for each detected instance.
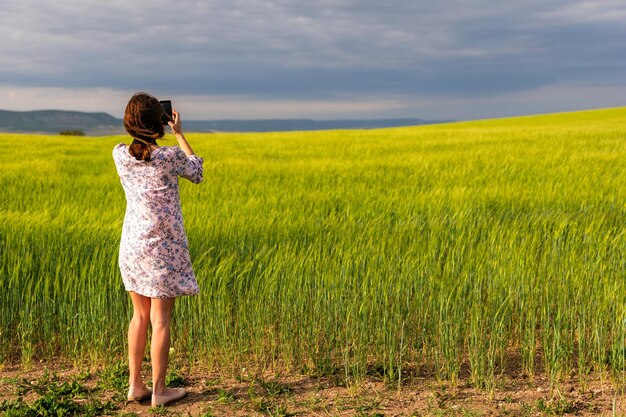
[112,143,203,298]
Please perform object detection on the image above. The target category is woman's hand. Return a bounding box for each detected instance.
[168,109,184,136]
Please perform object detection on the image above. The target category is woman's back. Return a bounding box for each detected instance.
[112,142,204,299]
[113,144,204,192]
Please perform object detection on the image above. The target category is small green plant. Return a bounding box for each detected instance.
[97,361,129,402]
[459,408,481,417]
[0,376,19,386]
[203,377,220,387]
[258,378,292,397]
[77,367,92,381]
[519,402,533,417]
[355,398,382,415]
[165,369,187,387]
[535,397,576,415]
[216,388,235,403]
[256,399,294,417]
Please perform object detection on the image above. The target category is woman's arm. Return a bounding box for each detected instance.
[168,109,195,156]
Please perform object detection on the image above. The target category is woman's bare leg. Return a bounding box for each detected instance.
[150,297,175,395]
[128,291,151,390]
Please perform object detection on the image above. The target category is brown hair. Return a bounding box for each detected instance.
[124,92,165,161]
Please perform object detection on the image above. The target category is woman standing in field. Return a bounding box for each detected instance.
[112,92,203,407]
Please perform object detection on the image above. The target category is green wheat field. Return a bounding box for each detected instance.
[1,107,625,392]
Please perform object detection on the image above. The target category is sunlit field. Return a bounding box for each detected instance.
[1,107,625,392]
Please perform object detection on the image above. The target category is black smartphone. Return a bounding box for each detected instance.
[159,100,173,125]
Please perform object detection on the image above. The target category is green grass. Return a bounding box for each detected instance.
[0,107,625,391]
[0,371,116,416]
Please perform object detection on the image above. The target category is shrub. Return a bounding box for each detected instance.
[59,129,86,136]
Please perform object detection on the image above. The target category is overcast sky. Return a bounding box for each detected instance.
[1,0,625,120]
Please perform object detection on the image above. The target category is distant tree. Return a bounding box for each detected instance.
[59,129,86,136]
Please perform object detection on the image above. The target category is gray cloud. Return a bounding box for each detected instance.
[0,0,625,118]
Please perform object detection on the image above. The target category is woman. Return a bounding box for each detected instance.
[112,92,203,407]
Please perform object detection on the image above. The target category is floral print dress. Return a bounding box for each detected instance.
[112,143,204,298]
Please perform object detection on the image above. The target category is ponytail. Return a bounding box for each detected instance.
[129,137,157,162]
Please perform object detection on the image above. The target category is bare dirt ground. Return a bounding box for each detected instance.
[2,359,626,416]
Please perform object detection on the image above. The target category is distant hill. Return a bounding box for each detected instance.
[182,118,446,132]
[0,109,447,135]
[0,110,123,135]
